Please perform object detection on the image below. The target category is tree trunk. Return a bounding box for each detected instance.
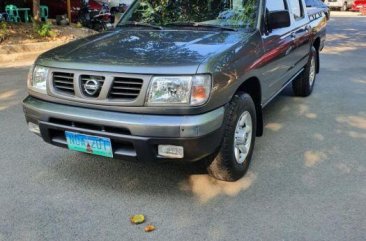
[33,0,41,24]
[67,0,71,24]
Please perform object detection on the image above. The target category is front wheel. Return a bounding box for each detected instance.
[206,93,257,182]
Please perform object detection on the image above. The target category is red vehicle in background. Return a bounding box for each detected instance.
[46,0,102,22]
[351,0,366,11]
[78,1,116,31]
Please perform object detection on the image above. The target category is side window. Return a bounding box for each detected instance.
[305,0,313,6]
[316,0,324,7]
[266,0,288,11]
[288,0,304,20]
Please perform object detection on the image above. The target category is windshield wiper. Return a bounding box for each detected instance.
[118,21,163,30]
[164,22,237,31]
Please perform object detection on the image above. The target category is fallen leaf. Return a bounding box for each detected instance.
[130,214,145,224]
[144,224,156,232]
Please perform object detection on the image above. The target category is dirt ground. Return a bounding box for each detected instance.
[1,22,97,45]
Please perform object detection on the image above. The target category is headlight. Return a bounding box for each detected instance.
[27,65,49,94]
[146,75,211,106]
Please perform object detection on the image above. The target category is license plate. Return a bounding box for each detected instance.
[65,131,113,158]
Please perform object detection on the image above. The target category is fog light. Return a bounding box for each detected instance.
[28,122,40,135]
[158,145,184,159]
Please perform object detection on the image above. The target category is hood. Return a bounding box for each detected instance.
[37,29,250,74]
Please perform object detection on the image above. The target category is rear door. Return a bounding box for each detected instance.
[286,0,311,77]
[261,0,295,102]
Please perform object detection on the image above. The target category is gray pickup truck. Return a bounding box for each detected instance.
[23,0,327,182]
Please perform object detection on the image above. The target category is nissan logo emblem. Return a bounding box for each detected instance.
[83,79,100,96]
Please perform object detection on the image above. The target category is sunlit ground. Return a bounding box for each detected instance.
[180,172,257,203]
[0,89,20,111]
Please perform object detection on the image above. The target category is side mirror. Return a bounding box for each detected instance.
[267,10,291,30]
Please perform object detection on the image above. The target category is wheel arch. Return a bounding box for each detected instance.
[312,37,321,73]
[235,77,263,137]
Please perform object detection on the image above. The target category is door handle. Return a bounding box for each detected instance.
[291,32,296,39]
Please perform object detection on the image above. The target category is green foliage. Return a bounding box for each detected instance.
[76,22,83,28]
[224,0,257,28]
[129,0,258,28]
[0,22,9,43]
[35,23,55,38]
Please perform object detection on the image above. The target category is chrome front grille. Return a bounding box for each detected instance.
[52,72,74,95]
[109,77,143,100]
[49,68,150,106]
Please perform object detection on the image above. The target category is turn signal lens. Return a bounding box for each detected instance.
[190,75,211,106]
[192,86,208,100]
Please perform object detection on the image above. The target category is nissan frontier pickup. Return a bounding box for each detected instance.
[23,0,327,181]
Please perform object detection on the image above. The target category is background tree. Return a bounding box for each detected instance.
[33,0,41,24]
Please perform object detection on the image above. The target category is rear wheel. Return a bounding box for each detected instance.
[292,46,317,97]
[206,93,257,182]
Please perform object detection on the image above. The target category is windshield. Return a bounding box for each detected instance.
[118,0,258,30]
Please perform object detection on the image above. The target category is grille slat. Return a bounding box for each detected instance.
[112,86,141,91]
[53,75,73,79]
[110,92,139,96]
[54,80,73,85]
[55,86,74,90]
[109,77,143,100]
[113,80,142,85]
[53,72,75,95]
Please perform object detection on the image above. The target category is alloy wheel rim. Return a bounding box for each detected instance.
[309,55,316,87]
[234,111,253,164]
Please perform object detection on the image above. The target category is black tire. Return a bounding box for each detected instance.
[292,46,318,97]
[206,93,257,182]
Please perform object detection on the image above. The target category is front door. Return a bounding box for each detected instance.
[260,0,295,103]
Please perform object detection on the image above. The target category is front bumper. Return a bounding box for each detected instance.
[23,96,225,162]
